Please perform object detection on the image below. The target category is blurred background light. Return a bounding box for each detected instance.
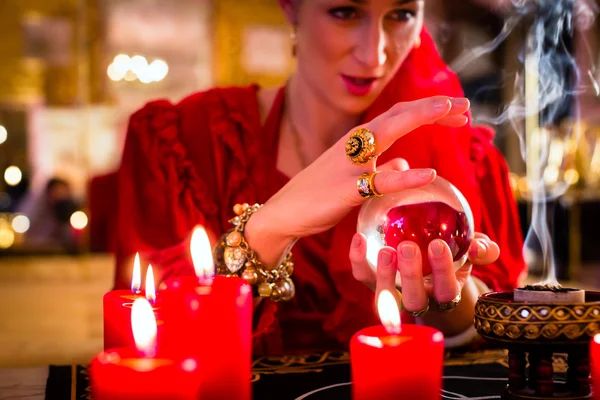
[0,125,7,145]
[4,166,22,186]
[11,215,30,234]
[148,60,168,82]
[107,54,168,84]
[0,218,14,249]
[70,211,88,230]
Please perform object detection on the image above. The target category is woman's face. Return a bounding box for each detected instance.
[293,0,425,115]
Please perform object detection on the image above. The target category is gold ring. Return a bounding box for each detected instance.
[434,292,462,312]
[357,171,383,199]
[402,297,430,317]
[345,128,377,165]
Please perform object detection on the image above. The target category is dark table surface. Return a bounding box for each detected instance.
[34,348,521,400]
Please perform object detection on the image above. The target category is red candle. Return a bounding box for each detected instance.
[103,253,156,350]
[591,334,600,399]
[157,227,252,400]
[351,290,445,400]
[92,298,202,400]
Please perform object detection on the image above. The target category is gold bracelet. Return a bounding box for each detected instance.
[213,203,295,302]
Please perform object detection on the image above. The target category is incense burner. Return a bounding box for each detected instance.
[474,286,600,399]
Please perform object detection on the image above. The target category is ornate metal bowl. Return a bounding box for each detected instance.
[475,291,600,348]
[474,291,600,400]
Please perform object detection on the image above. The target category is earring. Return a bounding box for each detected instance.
[290,26,297,57]
[414,36,421,50]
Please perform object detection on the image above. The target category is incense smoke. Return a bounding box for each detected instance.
[450,0,598,285]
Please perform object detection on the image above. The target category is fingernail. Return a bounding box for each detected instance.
[477,241,487,258]
[431,240,445,257]
[400,244,416,260]
[418,168,435,178]
[433,98,450,109]
[352,235,361,249]
[379,249,393,267]
[450,97,470,107]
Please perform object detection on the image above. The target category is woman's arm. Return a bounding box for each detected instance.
[240,97,471,268]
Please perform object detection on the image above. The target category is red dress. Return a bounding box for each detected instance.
[114,30,525,354]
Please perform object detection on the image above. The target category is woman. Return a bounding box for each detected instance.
[115,0,525,354]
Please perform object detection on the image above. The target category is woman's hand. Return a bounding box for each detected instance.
[350,232,500,335]
[246,96,470,266]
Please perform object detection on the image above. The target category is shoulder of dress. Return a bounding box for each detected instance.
[127,85,261,141]
[177,85,260,115]
[129,85,259,121]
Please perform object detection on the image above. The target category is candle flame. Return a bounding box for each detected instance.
[145,264,156,304]
[377,290,401,335]
[190,226,214,281]
[131,298,157,357]
[131,253,141,293]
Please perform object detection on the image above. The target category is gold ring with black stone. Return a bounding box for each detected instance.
[345,128,377,165]
[357,171,383,199]
[434,292,461,312]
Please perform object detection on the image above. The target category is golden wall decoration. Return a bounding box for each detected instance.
[213,0,295,88]
[0,0,107,106]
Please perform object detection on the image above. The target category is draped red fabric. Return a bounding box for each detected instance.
[113,28,525,355]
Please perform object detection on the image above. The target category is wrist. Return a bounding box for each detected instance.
[214,203,296,302]
[244,205,296,268]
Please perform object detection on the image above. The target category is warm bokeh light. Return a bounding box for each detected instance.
[0,227,14,249]
[70,211,88,230]
[508,172,518,193]
[131,55,148,76]
[123,70,137,82]
[131,252,142,293]
[595,333,600,345]
[11,215,30,234]
[145,264,156,304]
[4,166,22,186]
[113,54,132,69]
[149,59,168,82]
[0,125,7,145]
[107,53,168,84]
[131,298,157,356]
[517,176,529,195]
[547,139,564,166]
[564,168,580,185]
[377,290,401,335]
[543,165,560,185]
[190,226,214,280]
[107,63,126,81]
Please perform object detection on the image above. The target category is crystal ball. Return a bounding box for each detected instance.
[357,176,474,287]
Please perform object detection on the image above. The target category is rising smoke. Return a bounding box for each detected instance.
[450,0,598,284]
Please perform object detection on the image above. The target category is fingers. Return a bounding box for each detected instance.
[350,233,376,290]
[369,96,470,154]
[385,97,469,119]
[468,236,500,266]
[436,115,469,127]
[474,232,491,241]
[429,239,461,304]
[378,157,409,172]
[375,247,398,297]
[396,241,428,313]
[369,168,436,196]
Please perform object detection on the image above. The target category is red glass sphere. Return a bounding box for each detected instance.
[357,176,474,287]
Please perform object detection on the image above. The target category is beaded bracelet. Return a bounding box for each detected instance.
[213,203,296,302]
